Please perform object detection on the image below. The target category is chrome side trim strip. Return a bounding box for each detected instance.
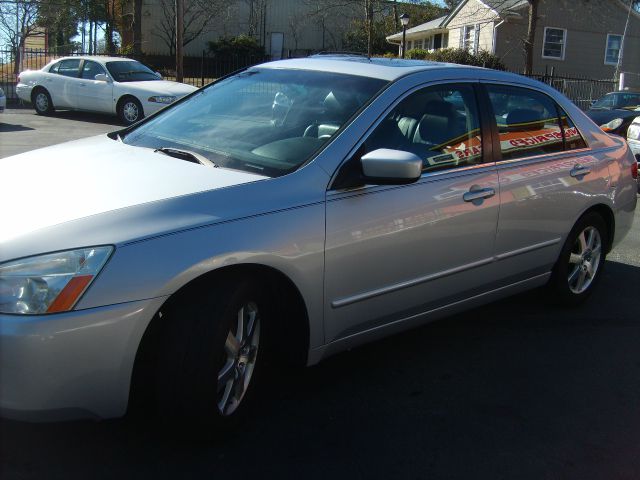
[331,257,494,308]
[331,238,561,308]
[494,238,561,261]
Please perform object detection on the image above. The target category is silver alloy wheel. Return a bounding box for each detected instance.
[567,226,602,294]
[217,301,260,416]
[122,101,139,123]
[35,92,49,112]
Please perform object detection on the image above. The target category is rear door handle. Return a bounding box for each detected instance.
[570,164,591,178]
[463,187,496,202]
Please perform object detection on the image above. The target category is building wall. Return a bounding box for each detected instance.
[495,0,640,87]
[447,0,498,53]
[138,0,357,56]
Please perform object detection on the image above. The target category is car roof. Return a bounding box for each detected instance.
[51,56,137,64]
[259,55,546,87]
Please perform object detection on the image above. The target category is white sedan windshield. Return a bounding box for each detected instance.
[122,68,388,176]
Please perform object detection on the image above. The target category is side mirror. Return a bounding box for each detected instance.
[94,73,110,82]
[360,149,423,185]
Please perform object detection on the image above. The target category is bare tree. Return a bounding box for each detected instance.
[307,0,393,57]
[288,11,308,54]
[151,0,227,56]
[0,0,41,74]
[244,0,267,38]
[522,0,539,75]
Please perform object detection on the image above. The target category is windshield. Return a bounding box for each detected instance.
[122,68,388,177]
[591,93,640,110]
[106,61,160,82]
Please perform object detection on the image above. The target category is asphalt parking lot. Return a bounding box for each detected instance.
[1,109,640,479]
[0,107,121,159]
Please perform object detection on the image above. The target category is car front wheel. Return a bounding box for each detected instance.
[155,277,269,431]
[118,97,143,125]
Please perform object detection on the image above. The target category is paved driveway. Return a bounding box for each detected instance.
[0,108,120,159]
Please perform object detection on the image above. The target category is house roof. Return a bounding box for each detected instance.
[442,0,528,26]
[481,0,529,13]
[386,0,529,43]
[386,15,447,42]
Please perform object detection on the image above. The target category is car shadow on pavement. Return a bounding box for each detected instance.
[49,110,123,126]
[0,123,34,132]
[1,260,639,480]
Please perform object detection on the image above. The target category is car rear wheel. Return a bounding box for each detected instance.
[155,277,269,431]
[118,97,143,125]
[33,89,53,115]
[548,212,607,306]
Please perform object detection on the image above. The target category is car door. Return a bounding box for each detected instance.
[324,82,500,345]
[48,58,82,108]
[483,83,608,282]
[76,60,113,113]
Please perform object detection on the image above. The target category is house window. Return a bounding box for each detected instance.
[463,25,476,53]
[434,33,443,50]
[416,39,424,50]
[542,27,566,60]
[605,34,622,65]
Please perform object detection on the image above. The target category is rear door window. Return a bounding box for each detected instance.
[558,107,587,150]
[56,59,81,78]
[486,85,565,160]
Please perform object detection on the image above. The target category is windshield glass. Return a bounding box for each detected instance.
[122,68,388,177]
[591,93,640,110]
[106,61,160,82]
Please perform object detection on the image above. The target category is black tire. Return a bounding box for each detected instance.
[32,88,53,115]
[118,96,143,125]
[548,212,608,306]
[155,277,270,432]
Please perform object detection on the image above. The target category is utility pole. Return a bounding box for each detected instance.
[175,0,184,82]
[15,0,20,75]
[615,0,633,89]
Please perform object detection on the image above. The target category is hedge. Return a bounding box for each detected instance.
[404,48,505,70]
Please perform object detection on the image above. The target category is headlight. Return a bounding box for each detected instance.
[627,124,640,141]
[148,95,176,104]
[0,246,113,315]
[600,118,624,132]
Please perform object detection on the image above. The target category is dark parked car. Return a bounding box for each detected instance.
[586,91,640,136]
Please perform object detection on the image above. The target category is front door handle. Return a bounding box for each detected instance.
[463,187,496,203]
[570,164,591,178]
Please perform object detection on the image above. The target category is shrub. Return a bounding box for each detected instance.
[404,48,505,70]
[207,35,265,57]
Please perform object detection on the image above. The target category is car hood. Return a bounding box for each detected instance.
[117,80,197,96]
[0,135,267,243]
[585,108,640,126]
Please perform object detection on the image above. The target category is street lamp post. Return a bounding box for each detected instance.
[400,13,410,59]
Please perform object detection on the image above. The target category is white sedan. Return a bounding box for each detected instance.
[16,56,197,124]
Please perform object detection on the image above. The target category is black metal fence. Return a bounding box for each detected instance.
[0,48,618,110]
[0,48,269,103]
[520,71,617,110]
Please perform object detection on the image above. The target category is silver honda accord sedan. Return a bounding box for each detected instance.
[1,56,637,427]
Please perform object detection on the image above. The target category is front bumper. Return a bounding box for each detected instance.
[0,296,167,422]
